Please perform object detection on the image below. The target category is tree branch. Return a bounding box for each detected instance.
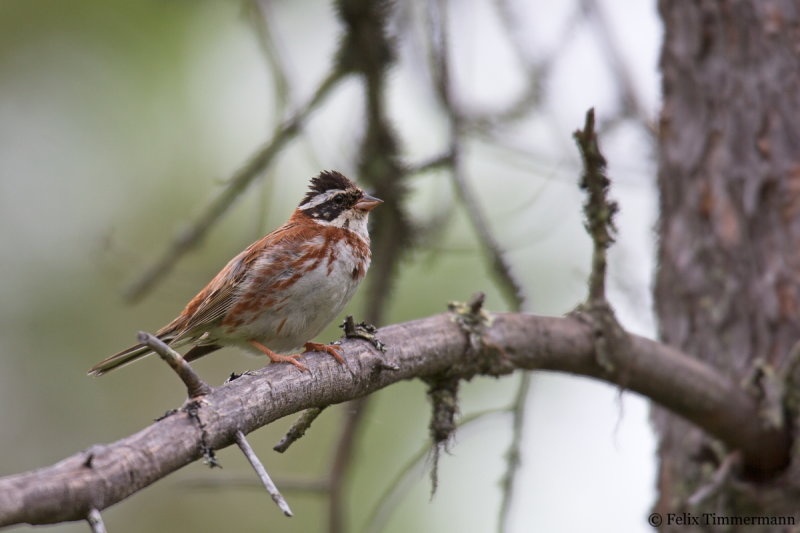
[0,312,788,528]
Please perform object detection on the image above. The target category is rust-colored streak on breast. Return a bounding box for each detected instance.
[326,246,337,275]
[346,231,371,261]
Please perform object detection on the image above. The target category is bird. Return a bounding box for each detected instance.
[88,170,381,376]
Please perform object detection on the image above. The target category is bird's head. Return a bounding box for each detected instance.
[298,171,382,234]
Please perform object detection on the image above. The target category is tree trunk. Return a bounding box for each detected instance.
[654,0,800,529]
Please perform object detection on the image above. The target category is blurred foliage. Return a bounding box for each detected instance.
[0,0,659,532]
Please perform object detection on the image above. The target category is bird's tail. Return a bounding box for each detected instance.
[88,334,177,376]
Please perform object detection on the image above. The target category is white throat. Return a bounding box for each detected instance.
[313,210,371,241]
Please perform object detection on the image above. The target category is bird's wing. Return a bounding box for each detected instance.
[171,220,313,337]
[170,240,267,336]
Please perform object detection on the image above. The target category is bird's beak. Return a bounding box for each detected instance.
[355,193,383,212]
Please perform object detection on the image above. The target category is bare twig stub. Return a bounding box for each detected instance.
[234,430,293,517]
[273,407,327,453]
[85,509,106,533]
[498,372,531,532]
[686,451,740,507]
[571,108,626,375]
[573,107,618,304]
[328,396,369,533]
[0,313,789,528]
[341,315,386,353]
[137,331,211,399]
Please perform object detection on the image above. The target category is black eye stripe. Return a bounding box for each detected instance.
[301,189,363,221]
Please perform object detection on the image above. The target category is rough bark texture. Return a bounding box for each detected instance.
[0,311,787,528]
[654,0,800,529]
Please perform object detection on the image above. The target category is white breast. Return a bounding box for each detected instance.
[218,231,371,354]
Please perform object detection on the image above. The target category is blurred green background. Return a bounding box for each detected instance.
[0,1,660,531]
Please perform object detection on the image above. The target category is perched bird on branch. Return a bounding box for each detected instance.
[89,171,381,375]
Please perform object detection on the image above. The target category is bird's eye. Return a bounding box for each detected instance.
[334,195,345,205]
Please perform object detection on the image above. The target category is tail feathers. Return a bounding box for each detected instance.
[183,343,222,362]
[88,334,177,376]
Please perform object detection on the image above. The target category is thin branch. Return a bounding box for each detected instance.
[123,68,344,303]
[363,408,507,533]
[497,372,531,533]
[138,332,211,399]
[449,166,527,309]
[574,108,618,304]
[0,312,789,528]
[408,151,455,175]
[687,451,740,507]
[85,509,106,533]
[273,407,327,453]
[329,397,369,533]
[234,430,293,517]
[426,0,526,311]
[363,437,430,533]
[249,0,293,114]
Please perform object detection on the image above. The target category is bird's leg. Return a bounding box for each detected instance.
[302,342,345,365]
[248,340,308,372]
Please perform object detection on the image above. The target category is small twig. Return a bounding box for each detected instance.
[363,443,429,533]
[448,292,495,355]
[468,291,485,315]
[123,69,343,303]
[573,108,618,304]
[137,332,211,398]
[497,372,531,533]
[341,315,386,353]
[328,397,369,533]
[86,508,106,533]
[408,151,455,175]
[250,0,292,114]
[234,430,293,517]
[425,0,526,311]
[687,451,740,507]
[273,407,327,453]
[571,109,625,376]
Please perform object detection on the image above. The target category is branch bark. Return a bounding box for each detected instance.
[0,311,788,528]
